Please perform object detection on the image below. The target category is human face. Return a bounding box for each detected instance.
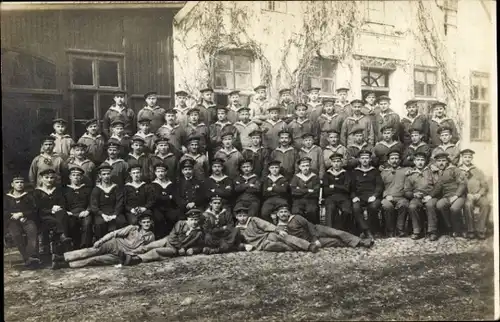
[433,106,445,117]
[99,170,111,183]
[131,142,143,153]
[379,100,390,112]
[308,90,319,102]
[53,123,66,134]
[365,94,376,105]
[256,89,267,99]
[414,157,426,169]
[277,208,291,222]
[222,136,233,148]
[410,132,422,144]
[145,95,157,107]
[296,106,307,118]
[186,217,198,228]
[461,154,473,166]
[353,133,364,144]
[156,142,168,154]
[42,174,56,187]
[112,125,124,136]
[359,155,370,167]
[239,110,250,122]
[176,95,187,106]
[130,168,141,182]
[212,163,223,175]
[11,179,24,192]
[210,199,222,212]
[406,104,418,117]
[138,123,150,133]
[202,92,213,102]
[279,133,290,146]
[299,162,311,173]
[155,168,166,180]
[189,112,200,124]
[382,129,393,142]
[303,137,313,148]
[269,110,279,121]
[188,141,199,153]
[324,103,334,114]
[87,123,98,135]
[281,92,291,103]
[107,147,118,159]
[42,141,55,153]
[69,172,83,185]
[327,133,339,145]
[269,165,280,176]
[240,163,253,175]
[236,212,249,224]
[229,94,240,105]
[352,103,362,114]
[440,132,452,144]
[113,94,125,106]
[182,167,193,178]
[388,155,400,167]
[338,90,348,102]
[74,147,86,159]
[165,113,176,124]
[217,110,227,121]
[331,159,342,170]
[436,158,449,170]
[139,217,153,231]
[250,135,261,146]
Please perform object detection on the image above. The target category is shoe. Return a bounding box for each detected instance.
[308,243,320,253]
[51,260,69,270]
[237,244,246,252]
[186,248,194,256]
[359,232,366,239]
[25,257,42,269]
[365,231,374,241]
[411,233,423,240]
[359,239,374,248]
[451,232,460,238]
[397,231,406,238]
[428,233,439,241]
[177,248,186,256]
[202,247,211,255]
[123,254,142,266]
[466,232,476,239]
[51,253,65,263]
[209,248,220,255]
[477,232,486,240]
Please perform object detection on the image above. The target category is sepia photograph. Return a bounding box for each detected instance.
[2,1,498,321]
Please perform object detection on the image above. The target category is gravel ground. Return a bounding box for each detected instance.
[4,236,496,321]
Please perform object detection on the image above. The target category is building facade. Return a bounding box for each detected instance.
[173,0,496,176]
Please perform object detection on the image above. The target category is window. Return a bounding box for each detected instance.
[414,69,437,97]
[68,51,124,137]
[361,68,390,92]
[365,1,386,24]
[1,49,56,90]
[470,73,490,141]
[261,1,287,13]
[306,58,336,94]
[214,52,253,91]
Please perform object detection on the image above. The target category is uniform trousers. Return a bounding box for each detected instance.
[67,209,93,248]
[408,198,438,234]
[324,195,353,231]
[7,219,39,261]
[94,214,128,240]
[463,195,490,234]
[381,197,410,234]
[314,224,361,248]
[292,198,319,225]
[261,197,288,222]
[352,199,381,233]
[436,197,465,233]
[152,208,179,239]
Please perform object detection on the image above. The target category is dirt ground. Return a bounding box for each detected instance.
[4,236,496,321]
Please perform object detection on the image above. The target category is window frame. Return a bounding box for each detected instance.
[69,53,123,90]
[261,1,287,13]
[414,67,438,98]
[213,51,254,93]
[470,72,490,142]
[306,57,337,95]
[361,67,390,93]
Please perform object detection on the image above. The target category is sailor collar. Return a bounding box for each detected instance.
[50,133,72,139]
[430,117,450,124]
[380,165,402,172]
[104,158,125,166]
[152,179,172,189]
[109,105,127,113]
[188,122,206,128]
[236,217,251,229]
[347,114,365,122]
[215,121,232,127]
[128,153,145,160]
[202,101,216,108]
[348,143,368,150]
[218,148,239,156]
[134,132,155,138]
[155,152,174,159]
[227,104,242,112]
[437,143,456,151]
[379,109,396,117]
[80,133,103,140]
[325,145,344,152]
[70,158,92,166]
[377,141,398,148]
[293,118,310,125]
[205,208,227,217]
[459,164,476,172]
[327,168,346,176]
[235,121,255,128]
[409,142,426,149]
[407,167,429,175]
[265,119,283,126]
[109,134,129,142]
[96,183,117,193]
[364,104,376,113]
[36,186,57,195]
[354,166,375,173]
[267,174,284,182]
[126,181,146,189]
[295,172,316,182]
[402,115,419,123]
[275,146,295,153]
[320,113,339,121]
[174,106,191,113]
[307,101,322,108]
[184,153,203,160]
[241,174,257,181]
[142,105,162,111]
[6,192,28,199]
[160,123,180,130]
[245,146,263,153]
[209,174,229,182]
[67,183,87,190]
[300,145,318,154]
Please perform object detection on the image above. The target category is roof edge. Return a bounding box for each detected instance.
[173,1,198,24]
[1,2,187,11]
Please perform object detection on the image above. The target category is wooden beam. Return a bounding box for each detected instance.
[1,2,186,11]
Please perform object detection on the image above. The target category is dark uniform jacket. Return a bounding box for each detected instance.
[123,182,155,213]
[401,142,432,167]
[262,174,289,200]
[428,117,459,147]
[290,172,320,200]
[317,113,345,148]
[150,180,177,214]
[102,158,129,187]
[430,164,467,199]
[270,146,299,180]
[4,191,36,223]
[242,146,271,178]
[374,109,400,142]
[372,141,403,167]
[261,119,287,150]
[322,168,351,199]
[103,105,137,137]
[90,184,124,217]
[205,175,233,204]
[288,118,319,148]
[175,176,205,212]
[350,166,383,201]
[34,186,66,220]
[234,174,262,204]
[78,133,106,164]
[345,143,374,169]
[125,153,154,183]
[399,114,430,146]
[184,122,210,153]
[136,106,166,134]
[151,152,180,182]
[64,184,92,213]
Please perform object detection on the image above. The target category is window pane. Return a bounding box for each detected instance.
[471,116,480,127]
[7,52,34,88]
[427,71,437,84]
[309,77,321,88]
[74,120,89,139]
[471,86,479,100]
[470,127,479,140]
[73,92,96,119]
[321,60,335,78]
[426,84,436,97]
[235,72,251,89]
[72,58,94,85]
[361,69,369,80]
[415,70,425,82]
[215,55,232,71]
[470,103,479,115]
[322,79,333,93]
[34,57,57,89]
[99,60,119,87]
[215,72,234,89]
[415,83,425,96]
[309,60,321,77]
[480,87,488,100]
[234,56,251,72]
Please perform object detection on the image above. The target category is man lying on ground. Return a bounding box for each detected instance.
[234,205,319,253]
[275,205,374,249]
[51,213,155,269]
